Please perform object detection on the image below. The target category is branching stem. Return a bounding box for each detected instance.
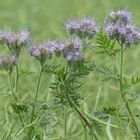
[120,44,140,138]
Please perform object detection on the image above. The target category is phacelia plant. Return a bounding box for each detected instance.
[0,9,140,140]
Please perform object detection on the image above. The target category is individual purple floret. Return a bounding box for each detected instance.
[0,55,17,74]
[63,37,83,61]
[105,9,140,47]
[0,29,30,56]
[65,17,98,38]
[105,9,132,25]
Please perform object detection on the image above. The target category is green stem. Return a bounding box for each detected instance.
[8,74,17,101]
[65,90,91,129]
[64,106,67,140]
[15,65,19,93]
[8,67,26,135]
[28,67,43,139]
[120,44,140,138]
[31,67,43,122]
[80,119,88,140]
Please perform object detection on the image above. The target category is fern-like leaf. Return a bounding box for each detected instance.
[95,29,119,56]
[131,76,140,85]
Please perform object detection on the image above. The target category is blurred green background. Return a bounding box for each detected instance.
[0,0,140,139]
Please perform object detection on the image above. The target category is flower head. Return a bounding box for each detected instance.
[45,40,65,55]
[0,55,17,74]
[65,17,98,38]
[105,9,132,25]
[16,29,30,45]
[0,29,30,56]
[105,9,140,47]
[29,43,50,65]
[63,37,83,61]
[29,40,65,64]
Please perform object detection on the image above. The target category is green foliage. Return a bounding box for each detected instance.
[92,120,103,135]
[0,1,140,139]
[11,103,28,114]
[49,66,83,107]
[103,106,119,116]
[95,29,120,56]
[68,60,95,76]
[131,76,140,85]
[18,69,35,78]
[93,106,120,120]
[93,63,119,82]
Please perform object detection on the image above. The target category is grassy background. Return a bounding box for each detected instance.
[0,0,140,139]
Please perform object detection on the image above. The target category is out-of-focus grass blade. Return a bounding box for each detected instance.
[1,131,8,140]
[4,123,15,140]
[106,117,114,140]
[86,112,119,129]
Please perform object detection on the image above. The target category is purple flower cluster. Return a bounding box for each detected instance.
[0,55,17,74]
[29,43,50,64]
[46,40,65,54]
[65,17,98,38]
[63,37,83,61]
[29,37,83,64]
[105,9,132,24]
[0,29,30,56]
[29,40,65,64]
[105,9,140,47]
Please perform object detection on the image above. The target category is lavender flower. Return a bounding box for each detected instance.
[0,29,30,56]
[29,40,65,64]
[105,9,140,47]
[16,29,30,45]
[29,43,50,65]
[45,40,65,55]
[63,37,83,61]
[105,9,132,25]
[0,55,17,74]
[65,17,98,38]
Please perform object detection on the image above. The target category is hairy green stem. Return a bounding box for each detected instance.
[65,90,91,129]
[31,67,43,122]
[120,44,140,138]
[8,74,17,101]
[15,65,19,93]
[80,119,88,140]
[28,67,43,139]
[8,70,25,133]
[66,63,97,140]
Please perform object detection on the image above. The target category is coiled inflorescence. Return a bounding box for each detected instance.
[105,9,132,25]
[0,55,17,74]
[65,17,98,38]
[63,37,83,61]
[0,29,30,56]
[29,40,65,64]
[105,9,140,47]
[29,37,83,64]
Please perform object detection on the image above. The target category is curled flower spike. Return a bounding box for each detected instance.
[0,29,30,57]
[105,9,140,47]
[29,40,65,64]
[105,9,132,25]
[65,17,98,38]
[63,37,83,61]
[29,43,50,65]
[45,40,65,56]
[106,23,140,46]
[0,55,17,74]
